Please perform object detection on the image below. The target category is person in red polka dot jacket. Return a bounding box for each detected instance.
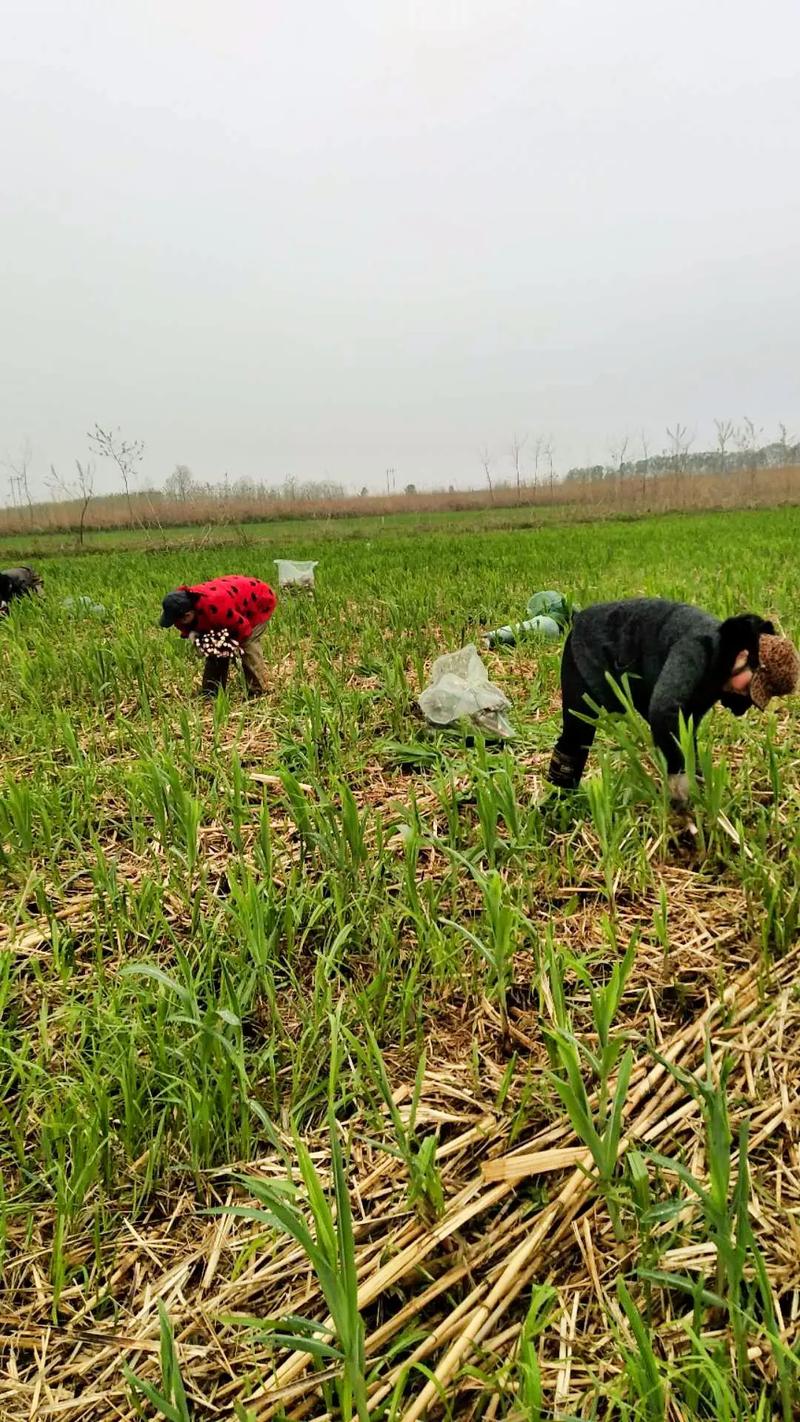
[160,574,277,698]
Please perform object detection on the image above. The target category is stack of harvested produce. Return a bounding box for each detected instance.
[191,628,243,658]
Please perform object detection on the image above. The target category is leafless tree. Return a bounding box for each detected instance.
[777,422,796,466]
[608,435,630,497]
[4,440,35,525]
[480,445,494,502]
[713,419,735,474]
[88,424,143,522]
[666,423,693,474]
[48,460,95,547]
[543,438,556,494]
[164,463,194,501]
[639,430,650,499]
[735,416,762,489]
[532,435,544,492]
[509,432,527,496]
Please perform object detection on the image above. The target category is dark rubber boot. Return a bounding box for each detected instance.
[547,747,585,790]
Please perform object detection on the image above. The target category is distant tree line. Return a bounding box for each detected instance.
[163,466,346,504]
[565,421,799,484]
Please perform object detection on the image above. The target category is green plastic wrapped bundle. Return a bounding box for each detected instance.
[526,590,571,625]
[484,615,561,648]
[63,595,107,618]
[484,588,575,648]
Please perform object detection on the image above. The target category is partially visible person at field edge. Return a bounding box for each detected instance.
[0,565,43,613]
[159,574,277,698]
[547,598,800,810]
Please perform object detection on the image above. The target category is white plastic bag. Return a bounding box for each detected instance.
[275,559,318,589]
[418,644,514,739]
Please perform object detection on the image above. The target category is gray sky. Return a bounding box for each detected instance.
[2,0,799,498]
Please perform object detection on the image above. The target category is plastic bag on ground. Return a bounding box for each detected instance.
[275,559,318,589]
[418,644,515,739]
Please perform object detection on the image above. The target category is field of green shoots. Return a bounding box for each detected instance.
[2,506,800,1421]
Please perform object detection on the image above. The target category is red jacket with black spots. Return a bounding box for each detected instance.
[179,575,277,642]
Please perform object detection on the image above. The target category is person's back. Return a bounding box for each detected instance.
[569,599,721,715]
[547,596,797,808]
[0,566,42,602]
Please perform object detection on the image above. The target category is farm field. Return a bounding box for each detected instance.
[0,501,578,564]
[2,505,800,1420]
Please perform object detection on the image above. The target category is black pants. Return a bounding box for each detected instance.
[200,622,269,699]
[547,635,599,789]
[202,655,231,696]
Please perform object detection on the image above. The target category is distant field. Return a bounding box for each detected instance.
[0,501,575,561]
[2,506,800,1419]
[3,461,800,562]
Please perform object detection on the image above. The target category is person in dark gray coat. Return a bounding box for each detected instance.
[0,565,42,609]
[547,598,799,808]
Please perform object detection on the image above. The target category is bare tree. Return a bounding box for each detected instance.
[164,463,195,501]
[666,423,693,474]
[532,435,544,492]
[777,422,796,467]
[713,419,735,474]
[4,440,35,525]
[88,424,143,523]
[509,432,527,497]
[479,445,494,502]
[735,416,763,490]
[544,438,556,494]
[608,434,630,497]
[639,430,650,500]
[48,460,95,547]
[665,423,693,506]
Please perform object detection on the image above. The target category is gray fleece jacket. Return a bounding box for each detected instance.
[569,598,771,773]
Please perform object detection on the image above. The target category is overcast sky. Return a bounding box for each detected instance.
[2,0,799,498]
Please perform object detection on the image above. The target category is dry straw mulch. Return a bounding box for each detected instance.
[2,892,799,1421]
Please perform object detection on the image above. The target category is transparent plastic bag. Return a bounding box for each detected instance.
[275,559,318,589]
[418,644,514,739]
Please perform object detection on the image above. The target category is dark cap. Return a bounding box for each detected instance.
[160,589,194,628]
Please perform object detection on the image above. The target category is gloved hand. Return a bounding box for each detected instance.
[667,772,690,811]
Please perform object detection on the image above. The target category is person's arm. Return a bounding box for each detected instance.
[648,637,711,803]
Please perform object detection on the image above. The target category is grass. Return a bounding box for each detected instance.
[1,505,800,1418]
[0,503,569,562]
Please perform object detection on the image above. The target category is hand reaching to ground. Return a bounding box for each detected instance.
[667,772,690,812]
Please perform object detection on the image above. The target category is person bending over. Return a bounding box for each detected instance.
[0,565,43,611]
[160,575,277,698]
[547,598,799,808]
